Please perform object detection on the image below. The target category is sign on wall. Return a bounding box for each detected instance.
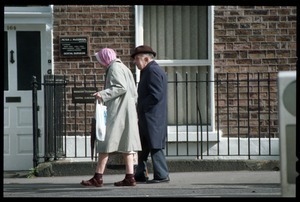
[72,87,98,103]
[60,36,89,56]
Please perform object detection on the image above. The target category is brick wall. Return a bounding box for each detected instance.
[213,6,296,138]
[52,5,297,138]
[53,5,135,76]
[214,6,297,73]
[52,5,135,136]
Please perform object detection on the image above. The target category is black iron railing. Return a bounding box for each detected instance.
[32,72,279,166]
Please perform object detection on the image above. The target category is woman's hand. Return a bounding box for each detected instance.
[93,92,103,103]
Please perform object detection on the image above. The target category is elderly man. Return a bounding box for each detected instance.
[131,45,170,183]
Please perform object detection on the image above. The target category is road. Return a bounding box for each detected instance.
[3,171,282,198]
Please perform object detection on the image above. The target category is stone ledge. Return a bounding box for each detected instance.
[33,159,280,177]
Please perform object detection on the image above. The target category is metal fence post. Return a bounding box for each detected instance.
[32,75,39,168]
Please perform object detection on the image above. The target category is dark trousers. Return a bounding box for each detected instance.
[135,147,169,179]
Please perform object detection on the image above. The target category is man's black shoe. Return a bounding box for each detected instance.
[134,176,149,182]
[146,176,170,184]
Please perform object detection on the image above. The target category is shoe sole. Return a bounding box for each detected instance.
[80,180,103,187]
[146,179,170,184]
[114,182,136,186]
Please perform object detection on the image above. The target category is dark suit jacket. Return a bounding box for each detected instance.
[137,60,168,149]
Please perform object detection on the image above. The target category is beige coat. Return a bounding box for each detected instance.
[97,59,141,153]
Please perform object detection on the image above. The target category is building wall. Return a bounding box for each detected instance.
[214,6,297,73]
[53,5,297,75]
[52,5,135,136]
[213,6,297,138]
[53,5,135,75]
[52,5,297,138]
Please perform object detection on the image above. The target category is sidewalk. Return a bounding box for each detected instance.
[3,171,281,198]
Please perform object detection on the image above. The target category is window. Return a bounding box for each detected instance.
[135,5,215,131]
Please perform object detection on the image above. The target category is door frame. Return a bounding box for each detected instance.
[4,5,53,171]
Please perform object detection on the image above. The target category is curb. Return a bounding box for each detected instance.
[31,159,280,177]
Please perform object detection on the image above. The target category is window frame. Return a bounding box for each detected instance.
[134,5,216,133]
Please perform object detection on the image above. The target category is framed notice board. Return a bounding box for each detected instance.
[72,87,98,104]
[60,36,89,57]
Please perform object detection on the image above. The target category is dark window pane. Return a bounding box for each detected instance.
[4,31,8,90]
[17,31,41,90]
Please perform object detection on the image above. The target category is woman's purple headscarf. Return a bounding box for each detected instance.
[95,48,117,67]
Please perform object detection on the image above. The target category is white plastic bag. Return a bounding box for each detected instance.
[95,100,107,141]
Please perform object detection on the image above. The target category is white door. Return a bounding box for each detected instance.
[4,24,46,171]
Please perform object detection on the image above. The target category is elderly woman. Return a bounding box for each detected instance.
[81,48,141,187]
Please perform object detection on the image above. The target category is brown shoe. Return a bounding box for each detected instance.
[114,176,136,186]
[81,176,103,187]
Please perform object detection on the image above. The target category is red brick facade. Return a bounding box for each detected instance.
[213,6,296,138]
[52,5,297,137]
[53,5,135,75]
[53,5,297,82]
[214,6,297,73]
